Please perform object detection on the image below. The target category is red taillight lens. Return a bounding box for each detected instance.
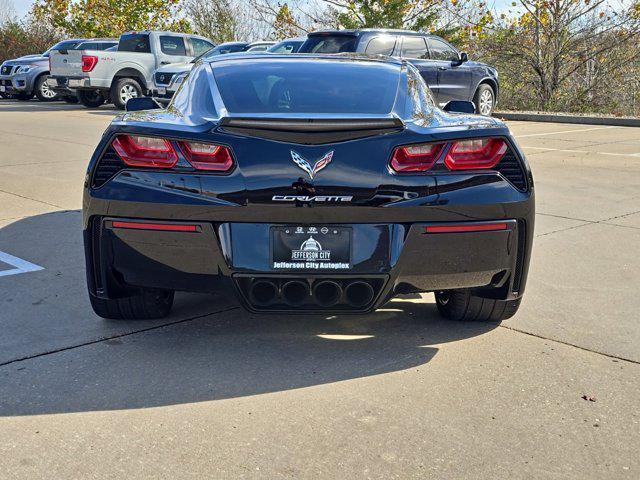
[81,55,98,72]
[179,141,234,171]
[444,138,507,170]
[112,135,178,168]
[390,142,446,172]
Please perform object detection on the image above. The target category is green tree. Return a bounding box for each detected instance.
[31,0,191,38]
[273,4,300,38]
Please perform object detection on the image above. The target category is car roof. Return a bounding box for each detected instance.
[307,29,436,37]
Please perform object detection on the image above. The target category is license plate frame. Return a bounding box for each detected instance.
[271,226,352,271]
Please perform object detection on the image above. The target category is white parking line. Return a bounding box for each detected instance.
[517,125,619,138]
[0,251,44,277]
[522,146,640,157]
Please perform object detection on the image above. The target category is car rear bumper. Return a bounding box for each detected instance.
[84,208,532,313]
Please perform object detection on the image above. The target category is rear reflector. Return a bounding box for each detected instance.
[425,223,508,233]
[444,138,507,170]
[112,135,178,168]
[390,142,446,172]
[112,221,199,232]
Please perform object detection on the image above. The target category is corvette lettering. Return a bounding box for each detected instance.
[272,195,353,202]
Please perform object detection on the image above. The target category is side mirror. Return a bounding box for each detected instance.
[459,52,469,63]
[443,100,476,114]
[126,97,163,112]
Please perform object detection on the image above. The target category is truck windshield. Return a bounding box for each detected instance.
[118,34,151,53]
[299,35,357,53]
[212,59,399,114]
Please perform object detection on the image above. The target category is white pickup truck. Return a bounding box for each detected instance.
[49,31,214,109]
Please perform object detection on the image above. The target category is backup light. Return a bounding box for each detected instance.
[444,138,507,170]
[390,142,446,172]
[112,135,178,168]
[178,141,234,171]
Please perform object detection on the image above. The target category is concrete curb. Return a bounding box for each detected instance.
[496,111,640,127]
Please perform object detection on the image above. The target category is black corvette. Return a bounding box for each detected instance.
[83,54,534,322]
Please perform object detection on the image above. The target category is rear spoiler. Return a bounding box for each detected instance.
[218,117,404,144]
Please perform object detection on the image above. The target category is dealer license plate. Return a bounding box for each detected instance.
[0,86,5,92]
[271,226,351,271]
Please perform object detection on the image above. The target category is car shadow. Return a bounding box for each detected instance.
[0,211,500,417]
[0,98,118,114]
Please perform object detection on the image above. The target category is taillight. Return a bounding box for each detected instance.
[444,138,507,170]
[390,142,446,172]
[111,135,178,168]
[81,55,98,72]
[178,141,234,171]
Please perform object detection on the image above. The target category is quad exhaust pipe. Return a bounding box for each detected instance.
[247,278,376,309]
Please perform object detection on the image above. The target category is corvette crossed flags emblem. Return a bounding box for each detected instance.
[290,150,334,180]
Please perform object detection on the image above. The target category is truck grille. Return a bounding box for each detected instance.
[154,72,175,86]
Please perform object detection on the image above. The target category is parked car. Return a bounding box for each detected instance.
[266,37,305,54]
[82,54,533,321]
[0,39,115,102]
[49,31,215,109]
[151,41,274,103]
[298,29,499,115]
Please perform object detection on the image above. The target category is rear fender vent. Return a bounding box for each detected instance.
[496,149,527,191]
[512,220,526,293]
[93,146,125,187]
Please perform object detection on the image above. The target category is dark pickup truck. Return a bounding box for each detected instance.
[298,29,499,115]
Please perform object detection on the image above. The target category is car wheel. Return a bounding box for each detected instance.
[88,288,174,320]
[15,92,34,101]
[435,289,521,322]
[77,89,105,108]
[34,75,59,102]
[474,84,494,116]
[110,78,142,110]
[0,92,12,99]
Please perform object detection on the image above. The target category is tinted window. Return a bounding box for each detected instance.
[427,38,459,61]
[192,38,214,56]
[365,36,396,55]
[267,41,303,53]
[160,36,187,56]
[208,44,248,56]
[247,44,270,51]
[43,40,84,56]
[77,42,98,50]
[402,37,428,59]
[213,59,399,114]
[101,42,117,50]
[300,35,357,53]
[118,34,151,53]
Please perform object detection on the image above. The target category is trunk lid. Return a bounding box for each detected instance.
[49,50,85,77]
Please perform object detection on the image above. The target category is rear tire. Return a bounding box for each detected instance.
[110,77,142,110]
[88,288,174,320]
[435,289,521,322]
[474,84,495,116]
[77,89,105,108]
[34,75,59,102]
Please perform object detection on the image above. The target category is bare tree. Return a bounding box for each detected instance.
[0,0,15,25]
[186,0,270,42]
[482,0,640,109]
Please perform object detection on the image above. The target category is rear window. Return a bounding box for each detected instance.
[43,40,84,56]
[160,36,187,56]
[118,34,151,53]
[213,59,399,114]
[299,35,357,53]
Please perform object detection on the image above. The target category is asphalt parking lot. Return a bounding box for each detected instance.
[0,99,638,479]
